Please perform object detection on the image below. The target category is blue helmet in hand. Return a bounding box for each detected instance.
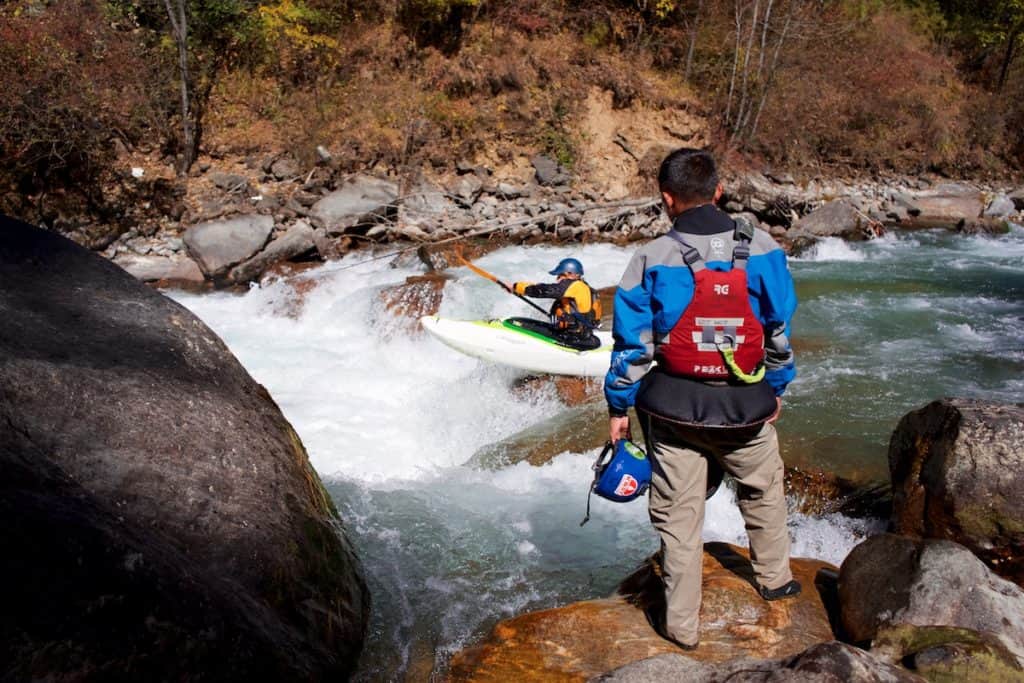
[549,258,584,277]
[580,439,652,525]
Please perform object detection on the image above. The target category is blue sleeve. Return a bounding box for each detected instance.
[603,252,654,414]
[749,249,797,396]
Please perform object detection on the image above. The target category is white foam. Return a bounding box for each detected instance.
[795,237,867,262]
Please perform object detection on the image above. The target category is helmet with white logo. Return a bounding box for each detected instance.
[549,257,584,277]
[580,439,652,525]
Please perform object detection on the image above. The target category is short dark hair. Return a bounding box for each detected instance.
[658,148,719,204]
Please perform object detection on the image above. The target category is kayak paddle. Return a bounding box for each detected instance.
[455,248,551,318]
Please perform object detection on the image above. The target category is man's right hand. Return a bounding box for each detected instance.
[609,415,631,443]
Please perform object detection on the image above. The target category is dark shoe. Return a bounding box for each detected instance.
[758,579,802,601]
[643,604,699,650]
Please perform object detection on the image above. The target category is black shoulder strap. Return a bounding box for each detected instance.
[732,218,754,271]
[667,230,705,273]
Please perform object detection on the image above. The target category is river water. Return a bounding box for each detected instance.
[169,225,1024,680]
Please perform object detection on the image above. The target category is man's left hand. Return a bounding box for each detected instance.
[609,415,631,443]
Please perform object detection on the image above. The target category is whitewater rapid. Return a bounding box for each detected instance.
[169,227,1023,677]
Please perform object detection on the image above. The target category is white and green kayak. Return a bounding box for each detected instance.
[420,315,613,377]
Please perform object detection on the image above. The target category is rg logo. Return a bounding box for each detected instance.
[714,284,730,295]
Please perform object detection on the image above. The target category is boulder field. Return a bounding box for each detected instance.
[0,215,369,680]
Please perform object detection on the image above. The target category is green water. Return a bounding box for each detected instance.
[779,228,1024,480]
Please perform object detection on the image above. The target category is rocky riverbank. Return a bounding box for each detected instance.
[439,397,1024,681]
[87,150,1024,290]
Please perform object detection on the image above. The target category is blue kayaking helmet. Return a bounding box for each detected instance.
[580,439,652,526]
[549,257,584,277]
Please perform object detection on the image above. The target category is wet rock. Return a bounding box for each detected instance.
[532,154,572,186]
[448,545,836,681]
[376,273,448,337]
[184,214,274,278]
[784,466,889,518]
[467,401,608,469]
[416,239,500,271]
[959,217,1011,235]
[511,375,604,407]
[311,175,398,235]
[0,216,368,680]
[838,534,1024,662]
[597,642,922,682]
[228,220,316,284]
[113,253,205,286]
[871,624,1023,681]
[984,194,1016,218]
[889,398,1024,583]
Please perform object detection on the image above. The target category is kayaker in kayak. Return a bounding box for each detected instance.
[512,258,603,350]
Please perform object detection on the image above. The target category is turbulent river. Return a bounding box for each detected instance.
[170,225,1024,680]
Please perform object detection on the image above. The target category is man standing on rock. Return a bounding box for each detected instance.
[604,148,800,649]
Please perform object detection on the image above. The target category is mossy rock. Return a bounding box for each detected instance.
[872,624,1023,682]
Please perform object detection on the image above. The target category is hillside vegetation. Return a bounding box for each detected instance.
[1,0,1022,233]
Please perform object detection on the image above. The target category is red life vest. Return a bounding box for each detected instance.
[657,222,765,382]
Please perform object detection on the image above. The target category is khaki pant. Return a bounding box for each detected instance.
[645,417,793,645]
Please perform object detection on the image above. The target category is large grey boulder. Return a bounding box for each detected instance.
[114,253,205,285]
[0,216,368,680]
[594,642,923,682]
[227,220,316,284]
[839,534,1024,663]
[889,398,1024,583]
[184,214,274,278]
[901,183,984,229]
[791,199,875,240]
[311,174,398,235]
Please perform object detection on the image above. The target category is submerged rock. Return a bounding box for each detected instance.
[888,398,1024,583]
[0,216,369,680]
[596,641,922,682]
[378,273,448,337]
[448,544,836,680]
[838,534,1024,663]
[467,400,608,469]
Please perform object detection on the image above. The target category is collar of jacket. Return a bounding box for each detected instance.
[670,204,735,236]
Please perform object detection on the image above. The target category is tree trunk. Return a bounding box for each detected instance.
[684,0,705,82]
[164,0,195,174]
[726,0,744,124]
[997,25,1020,93]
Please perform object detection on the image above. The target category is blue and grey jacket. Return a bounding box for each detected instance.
[604,204,797,424]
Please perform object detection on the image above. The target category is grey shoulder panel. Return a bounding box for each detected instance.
[749,227,784,257]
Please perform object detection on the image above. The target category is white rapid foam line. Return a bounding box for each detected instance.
[169,243,875,551]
